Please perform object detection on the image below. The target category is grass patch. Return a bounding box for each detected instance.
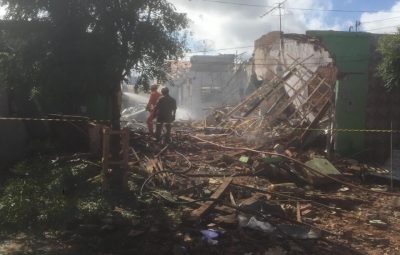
[0,157,109,232]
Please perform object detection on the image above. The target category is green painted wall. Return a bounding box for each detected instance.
[307,31,371,156]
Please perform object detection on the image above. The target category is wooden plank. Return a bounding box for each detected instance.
[286,84,330,122]
[229,192,237,206]
[214,214,238,225]
[220,57,312,127]
[102,128,110,172]
[190,177,233,219]
[102,128,111,189]
[303,77,327,104]
[239,193,269,206]
[296,202,302,223]
[131,147,140,162]
[145,158,158,174]
[144,158,168,185]
[300,203,313,217]
[156,159,170,185]
[108,161,124,165]
[300,100,331,143]
[179,196,235,214]
[122,128,130,171]
[266,68,316,120]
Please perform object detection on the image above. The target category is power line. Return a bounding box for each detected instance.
[202,0,398,13]
[202,0,271,8]
[363,24,400,32]
[170,59,372,68]
[187,40,314,54]
[260,0,287,37]
[187,45,253,54]
[361,16,400,24]
[185,28,400,55]
[187,39,376,54]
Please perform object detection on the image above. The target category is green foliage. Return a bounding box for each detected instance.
[0,0,188,114]
[0,158,109,232]
[0,175,68,229]
[377,29,400,90]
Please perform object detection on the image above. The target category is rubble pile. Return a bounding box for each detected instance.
[126,125,400,255]
[121,33,398,253]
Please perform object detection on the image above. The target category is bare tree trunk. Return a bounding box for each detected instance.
[106,80,127,191]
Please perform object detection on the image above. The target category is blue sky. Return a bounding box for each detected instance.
[335,0,394,11]
[326,0,400,29]
[333,0,396,10]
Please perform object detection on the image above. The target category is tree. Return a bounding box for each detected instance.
[1,0,188,188]
[377,29,400,90]
[0,21,53,116]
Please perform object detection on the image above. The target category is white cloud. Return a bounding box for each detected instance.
[170,0,341,55]
[360,1,400,34]
[0,6,5,18]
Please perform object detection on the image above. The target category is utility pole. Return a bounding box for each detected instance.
[260,0,287,56]
[278,2,283,34]
[349,21,361,32]
[260,0,287,35]
[355,21,361,32]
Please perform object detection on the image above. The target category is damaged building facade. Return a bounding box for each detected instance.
[215,31,400,163]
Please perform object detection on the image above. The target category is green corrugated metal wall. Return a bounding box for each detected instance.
[307,31,371,157]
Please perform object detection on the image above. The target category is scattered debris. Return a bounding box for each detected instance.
[277,224,322,240]
[369,220,389,229]
[238,215,275,234]
[121,87,400,254]
[189,177,233,220]
[200,229,221,245]
[304,157,342,184]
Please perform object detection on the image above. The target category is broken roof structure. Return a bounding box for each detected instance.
[214,31,400,163]
[216,31,337,148]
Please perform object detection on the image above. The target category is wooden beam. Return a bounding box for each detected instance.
[266,66,317,120]
[239,193,270,206]
[122,128,130,171]
[102,128,110,172]
[300,100,331,144]
[102,128,110,189]
[179,196,235,214]
[189,177,233,220]
[220,56,313,127]
[296,202,302,223]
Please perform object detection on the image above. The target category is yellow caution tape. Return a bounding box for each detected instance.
[0,117,110,123]
[0,117,398,133]
[273,127,400,133]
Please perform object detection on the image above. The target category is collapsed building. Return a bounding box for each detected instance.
[212,31,400,166]
[217,32,336,148]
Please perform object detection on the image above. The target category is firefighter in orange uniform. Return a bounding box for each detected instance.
[146,85,161,135]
